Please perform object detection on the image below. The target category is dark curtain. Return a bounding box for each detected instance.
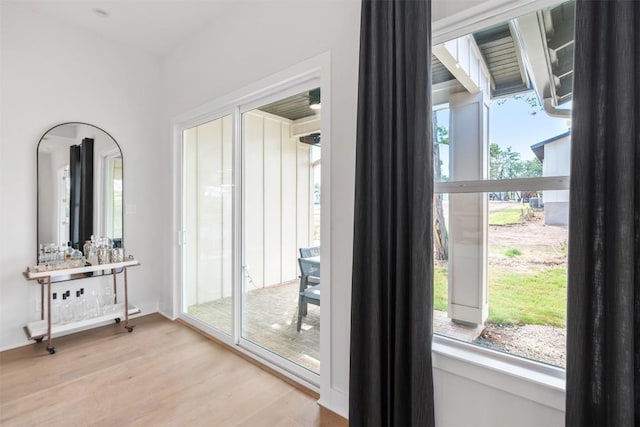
[349,0,434,425]
[68,139,94,249]
[566,1,639,425]
[79,138,94,249]
[69,145,82,248]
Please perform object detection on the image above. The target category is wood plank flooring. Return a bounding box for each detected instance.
[0,314,347,427]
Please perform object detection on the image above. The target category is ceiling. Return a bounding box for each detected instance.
[11,0,574,116]
[431,0,574,113]
[5,1,229,57]
[473,22,531,98]
[521,0,575,106]
[258,90,320,121]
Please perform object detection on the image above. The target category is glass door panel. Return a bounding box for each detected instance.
[183,115,233,335]
[241,88,321,374]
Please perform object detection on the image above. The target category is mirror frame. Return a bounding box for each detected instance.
[36,122,124,282]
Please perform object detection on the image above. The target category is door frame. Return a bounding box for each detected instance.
[170,52,331,392]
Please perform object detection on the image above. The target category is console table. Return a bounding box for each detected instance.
[23,259,141,354]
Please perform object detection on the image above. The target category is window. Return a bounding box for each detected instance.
[58,166,70,244]
[432,0,574,368]
[104,155,123,243]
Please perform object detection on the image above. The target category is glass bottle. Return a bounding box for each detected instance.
[83,240,92,259]
[80,288,88,317]
[62,294,73,323]
[73,290,85,321]
[102,286,115,313]
[38,244,46,265]
[51,292,61,325]
[87,289,101,318]
[65,241,74,260]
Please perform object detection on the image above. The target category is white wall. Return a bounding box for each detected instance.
[0,4,167,350]
[433,367,565,426]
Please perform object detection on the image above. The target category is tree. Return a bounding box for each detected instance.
[490,143,542,179]
[495,93,543,115]
[520,158,543,178]
[490,144,522,180]
[489,143,542,200]
[433,113,449,261]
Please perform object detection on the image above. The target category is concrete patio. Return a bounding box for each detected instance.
[188,280,320,373]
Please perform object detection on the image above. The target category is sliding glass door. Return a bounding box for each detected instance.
[182,115,234,335]
[180,83,322,381]
[241,89,321,374]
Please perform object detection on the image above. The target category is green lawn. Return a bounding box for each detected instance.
[434,265,448,311]
[489,206,523,225]
[433,266,567,327]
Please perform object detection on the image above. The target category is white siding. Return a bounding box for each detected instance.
[543,136,571,204]
[244,111,313,288]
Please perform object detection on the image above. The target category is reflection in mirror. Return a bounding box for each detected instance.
[37,123,123,281]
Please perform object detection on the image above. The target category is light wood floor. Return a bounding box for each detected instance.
[0,314,347,427]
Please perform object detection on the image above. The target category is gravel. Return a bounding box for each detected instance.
[473,323,566,368]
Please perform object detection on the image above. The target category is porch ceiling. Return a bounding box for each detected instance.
[258,91,320,121]
[432,0,574,110]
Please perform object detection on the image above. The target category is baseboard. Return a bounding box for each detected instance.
[157,309,176,321]
[318,388,349,420]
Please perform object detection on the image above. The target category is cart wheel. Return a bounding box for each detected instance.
[47,346,56,354]
[126,326,134,333]
[115,318,121,324]
[34,337,44,343]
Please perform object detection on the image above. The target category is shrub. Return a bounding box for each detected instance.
[504,248,523,257]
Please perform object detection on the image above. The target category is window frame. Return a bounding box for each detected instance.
[429,0,573,403]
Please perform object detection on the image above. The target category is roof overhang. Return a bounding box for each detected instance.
[431,0,574,118]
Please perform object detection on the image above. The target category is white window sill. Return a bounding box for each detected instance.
[432,334,565,411]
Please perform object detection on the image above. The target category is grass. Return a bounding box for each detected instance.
[504,248,522,257]
[434,265,448,312]
[433,266,567,327]
[488,268,567,327]
[489,206,523,225]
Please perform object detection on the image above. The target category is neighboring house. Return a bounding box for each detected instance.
[531,130,572,225]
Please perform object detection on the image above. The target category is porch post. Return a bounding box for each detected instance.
[447,91,489,325]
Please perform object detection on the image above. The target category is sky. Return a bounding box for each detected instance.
[489,96,571,161]
[435,95,572,173]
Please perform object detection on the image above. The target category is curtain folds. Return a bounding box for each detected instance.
[349,0,434,425]
[566,1,639,425]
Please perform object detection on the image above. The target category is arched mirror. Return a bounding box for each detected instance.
[37,122,123,282]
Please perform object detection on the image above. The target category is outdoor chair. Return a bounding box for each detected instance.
[299,246,320,258]
[297,257,321,332]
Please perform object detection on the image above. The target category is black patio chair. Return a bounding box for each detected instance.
[297,257,320,332]
[299,246,320,258]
